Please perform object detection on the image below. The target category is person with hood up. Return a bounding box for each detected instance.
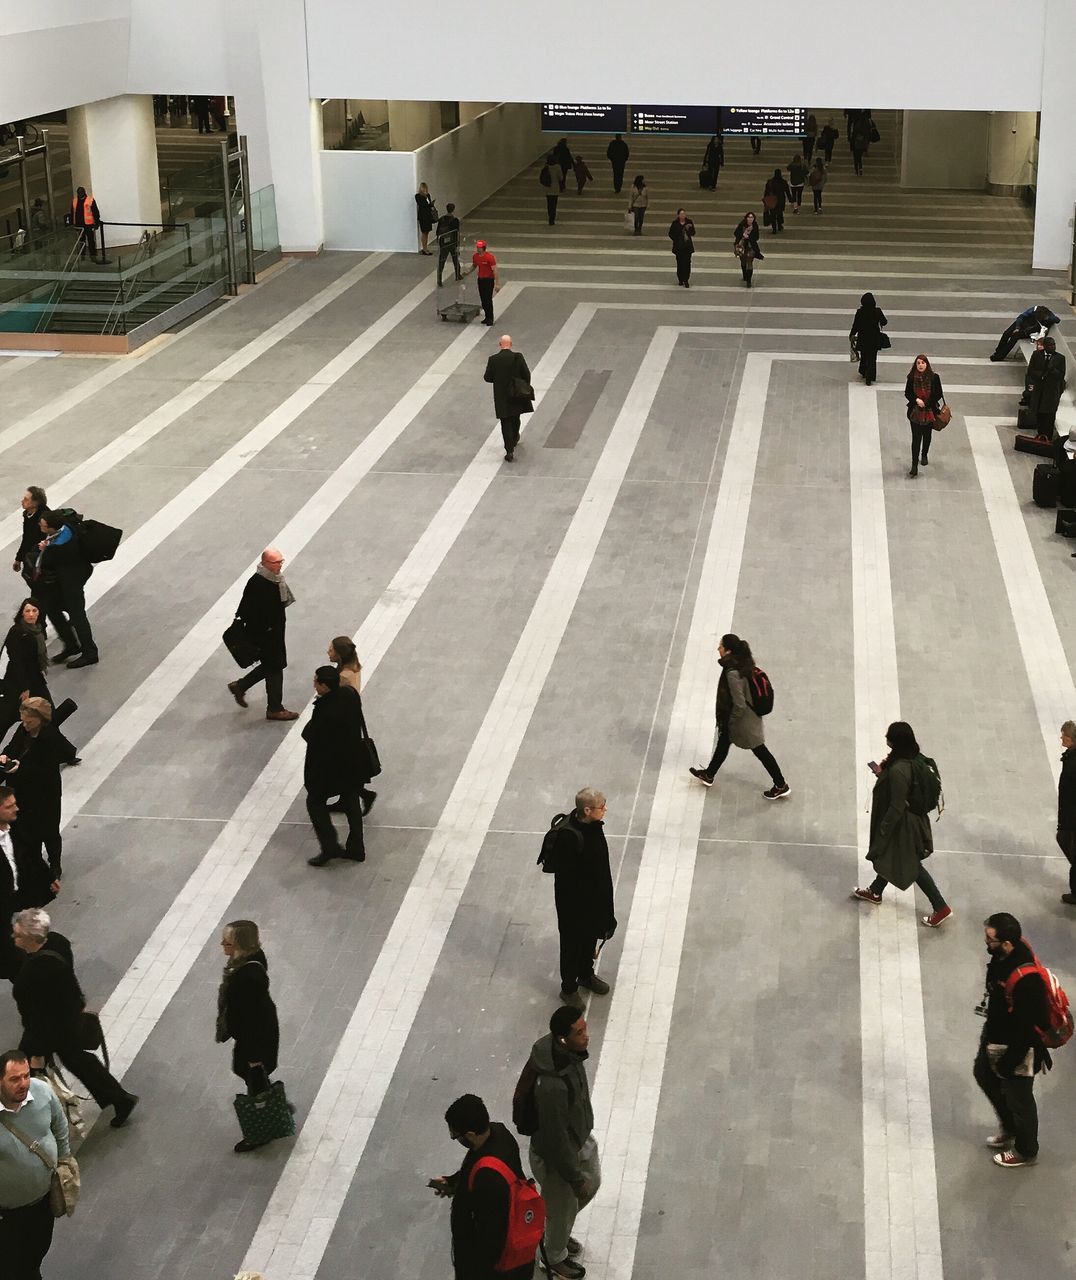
[849,292,888,386]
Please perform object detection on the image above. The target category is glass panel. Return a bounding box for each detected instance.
[246,185,279,255]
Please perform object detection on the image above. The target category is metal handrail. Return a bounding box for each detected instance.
[32,235,87,333]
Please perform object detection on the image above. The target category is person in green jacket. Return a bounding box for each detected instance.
[852,721,953,927]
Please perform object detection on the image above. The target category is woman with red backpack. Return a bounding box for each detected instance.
[689,634,790,799]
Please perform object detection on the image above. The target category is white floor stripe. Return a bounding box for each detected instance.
[582,352,769,1280]
[0,255,390,551]
[0,354,42,384]
[521,280,1043,300]
[849,383,942,1280]
[242,322,673,1280]
[966,416,1074,781]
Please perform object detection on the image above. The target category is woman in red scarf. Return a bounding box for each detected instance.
[904,354,944,478]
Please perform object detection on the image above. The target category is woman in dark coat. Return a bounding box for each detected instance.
[415,183,436,254]
[216,918,281,1151]
[0,697,70,877]
[1026,336,1066,440]
[763,168,791,234]
[849,292,888,385]
[904,354,945,478]
[852,721,951,927]
[703,134,724,190]
[667,209,696,287]
[733,211,764,287]
[12,486,47,592]
[0,597,51,739]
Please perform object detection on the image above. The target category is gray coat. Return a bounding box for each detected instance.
[528,1032,594,1186]
[726,668,765,749]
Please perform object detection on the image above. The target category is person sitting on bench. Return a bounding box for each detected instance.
[991,305,1060,362]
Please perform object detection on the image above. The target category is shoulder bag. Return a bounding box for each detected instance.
[878,331,892,349]
[222,617,260,668]
[356,700,381,781]
[0,1109,80,1217]
[933,400,952,429]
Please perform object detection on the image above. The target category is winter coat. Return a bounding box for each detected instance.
[552,811,616,938]
[1,625,50,703]
[449,1121,532,1280]
[980,938,1053,1076]
[733,219,764,260]
[2,723,65,874]
[218,949,280,1077]
[606,138,629,167]
[12,941,86,1056]
[867,758,933,890]
[668,218,696,255]
[726,668,765,749]
[629,184,649,210]
[1058,746,1076,829]
[850,304,888,354]
[528,1031,594,1185]
[788,161,808,187]
[483,349,533,421]
[808,165,827,190]
[764,176,791,211]
[904,371,944,421]
[302,685,369,795]
[1027,351,1066,419]
[236,572,288,669]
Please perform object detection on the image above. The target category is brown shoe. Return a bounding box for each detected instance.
[266,708,299,721]
[227,681,248,708]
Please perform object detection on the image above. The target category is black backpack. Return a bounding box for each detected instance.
[51,507,123,563]
[539,165,553,188]
[907,754,944,818]
[537,813,581,873]
[746,667,774,716]
[512,1060,540,1135]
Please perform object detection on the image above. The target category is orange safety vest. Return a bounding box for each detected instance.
[71,194,96,226]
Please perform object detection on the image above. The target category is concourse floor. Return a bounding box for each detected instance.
[1,117,1073,1280]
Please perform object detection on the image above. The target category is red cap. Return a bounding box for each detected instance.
[476,240,486,249]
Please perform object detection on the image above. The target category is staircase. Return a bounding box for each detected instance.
[40,276,205,334]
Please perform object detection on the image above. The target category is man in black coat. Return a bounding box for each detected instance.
[430,1093,535,1280]
[606,134,629,193]
[990,304,1060,361]
[1057,722,1076,905]
[227,547,299,721]
[483,335,533,462]
[11,485,47,592]
[11,906,138,1127]
[0,788,56,981]
[1026,336,1066,440]
[550,788,616,1011]
[37,510,98,668]
[303,666,367,866]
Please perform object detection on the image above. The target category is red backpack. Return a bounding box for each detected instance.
[1003,948,1074,1049]
[467,1155,546,1271]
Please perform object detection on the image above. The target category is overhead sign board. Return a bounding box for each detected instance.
[720,106,808,136]
[629,105,719,135]
[541,103,628,133]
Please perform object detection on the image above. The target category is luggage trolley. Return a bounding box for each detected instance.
[435,222,480,323]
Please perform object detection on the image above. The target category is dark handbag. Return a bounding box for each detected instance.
[933,401,952,429]
[869,121,880,143]
[878,331,892,349]
[222,617,259,668]
[356,702,382,780]
[510,376,535,401]
[233,1079,296,1146]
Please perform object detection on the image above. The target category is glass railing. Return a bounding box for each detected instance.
[246,184,279,257]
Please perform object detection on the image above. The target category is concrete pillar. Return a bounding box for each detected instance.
[1033,0,1076,270]
[899,110,988,190]
[387,101,442,152]
[987,112,1037,195]
[458,102,497,125]
[66,95,161,244]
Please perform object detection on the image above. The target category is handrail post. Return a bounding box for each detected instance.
[239,134,256,285]
[185,221,193,268]
[97,221,110,266]
[16,138,30,243]
[41,128,56,241]
[220,139,238,295]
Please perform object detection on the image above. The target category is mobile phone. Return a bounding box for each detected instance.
[867,760,879,772]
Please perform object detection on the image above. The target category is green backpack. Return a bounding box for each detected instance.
[907,754,943,818]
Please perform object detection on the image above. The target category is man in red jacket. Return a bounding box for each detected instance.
[470,240,499,326]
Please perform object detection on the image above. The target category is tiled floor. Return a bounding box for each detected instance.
[2,112,1074,1280]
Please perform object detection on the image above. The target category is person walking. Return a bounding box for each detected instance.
[527,1006,600,1280]
[628,175,649,236]
[540,155,560,226]
[226,548,300,722]
[904,353,945,478]
[11,909,138,1127]
[1025,336,1066,441]
[1056,721,1076,906]
[763,168,791,234]
[849,114,871,175]
[851,721,952,927]
[435,203,462,286]
[553,138,573,192]
[546,788,616,1011]
[12,487,48,593]
[733,211,764,288]
[415,183,436,255]
[0,789,56,981]
[572,154,592,194]
[808,158,827,214]
[606,133,629,193]
[819,118,839,164]
[483,334,533,462]
[849,292,888,386]
[328,635,375,814]
[0,600,52,740]
[303,666,367,867]
[973,912,1054,1167]
[470,240,499,326]
[703,134,724,190]
[36,510,98,668]
[192,96,212,134]
[1,698,72,878]
[788,154,807,213]
[667,208,696,287]
[429,1093,537,1280]
[70,186,100,261]
[215,919,281,1152]
[803,112,818,161]
[689,634,789,798]
[0,1049,69,1280]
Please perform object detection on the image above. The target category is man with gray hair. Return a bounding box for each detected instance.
[483,335,533,463]
[227,547,299,722]
[547,788,616,1011]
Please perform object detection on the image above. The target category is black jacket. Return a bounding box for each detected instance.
[1058,747,1076,829]
[764,176,791,210]
[850,304,888,353]
[552,811,616,937]
[980,939,1052,1076]
[1028,350,1066,418]
[15,507,44,570]
[2,723,67,870]
[553,140,573,172]
[904,371,944,419]
[219,950,280,1075]
[1,625,49,702]
[606,138,629,166]
[302,685,366,794]
[415,192,436,232]
[449,1122,531,1280]
[733,220,764,258]
[668,218,696,255]
[436,214,460,249]
[13,936,85,1055]
[36,524,91,591]
[483,349,533,421]
[0,823,54,922]
[704,138,724,171]
[236,572,288,669]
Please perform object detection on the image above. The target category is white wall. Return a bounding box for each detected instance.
[321,149,417,251]
[900,111,989,190]
[1033,0,1076,269]
[305,0,1047,109]
[126,0,227,90]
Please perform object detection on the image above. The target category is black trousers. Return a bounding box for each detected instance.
[30,1040,127,1109]
[77,225,98,258]
[973,1042,1039,1158]
[545,195,559,225]
[804,136,815,161]
[674,249,692,284]
[706,719,784,786]
[1057,830,1076,894]
[739,255,754,282]
[41,581,97,659]
[911,423,932,466]
[499,416,521,454]
[436,248,460,285]
[868,866,946,911]
[750,138,762,154]
[822,142,834,163]
[611,164,625,193]
[0,1194,54,1279]
[477,277,495,324]
[559,929,597,993]
[306,786,364,858]
[858,348,878,383]
[852,147,865,174]
[633,207,646,234]
[790,184,804,207]
[812,188,823,211]
[992,322,1027,360]
[237,664,284,712]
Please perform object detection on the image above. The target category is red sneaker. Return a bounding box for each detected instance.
[851,888,883,904]
[993,1149,1035,1168]
[922,906,953,928]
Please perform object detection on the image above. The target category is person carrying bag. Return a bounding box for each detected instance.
[0,1110,80,1218]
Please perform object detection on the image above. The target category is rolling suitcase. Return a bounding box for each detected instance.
[1033,463,1059,508]
[1015,433,1055,458]
[1056,509,1076,536]
[1017,407,1036,431]
[698,168,709,189]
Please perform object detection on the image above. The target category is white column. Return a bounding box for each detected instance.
[987,112,1037,195]
[66,95,161,244]
[387,101,442,152]
[1033,0,1076,270]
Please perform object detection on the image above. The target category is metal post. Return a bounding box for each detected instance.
[238,134,256,286]
[1071,201,1076,307]
[219,138,238,295]
[16,139,30,239]
[40,128,56,238]
[184,221,193,269]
